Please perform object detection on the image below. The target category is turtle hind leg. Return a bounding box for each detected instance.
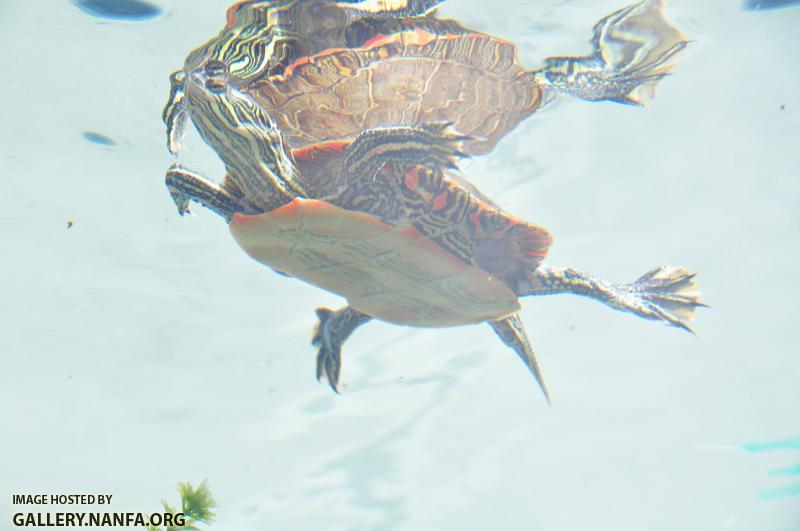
[165,165,250,222]
[533,0,688,105]
[311,306,373,393]
[518,264,706,333]
[488,315,550,404]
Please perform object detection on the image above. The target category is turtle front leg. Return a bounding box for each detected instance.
[518,265,706,333]
[162,71,187,154]
[488,315,550,404]
[532,0,688,105]
[165,165,252,222]
[311,306,373,393]
[341,123,466,183]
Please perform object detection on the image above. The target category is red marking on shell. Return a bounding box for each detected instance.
[404,167,420,191]
[469,212,483,235]
[362,27,439,49]
[362,33,388,49]
[523,229,553,258]
[232,212,251,225]
[512,223,553,260]
[292,140,350,161]
[431,191,448,211]
[399,225,422,241]
[282,55,316,79]
[405,27,437,46]
[278,29,505,81]
[233,198,303,229]
[224,0,250,28]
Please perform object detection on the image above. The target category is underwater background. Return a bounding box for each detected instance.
[1,0,798,529]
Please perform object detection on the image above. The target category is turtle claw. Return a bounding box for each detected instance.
[165,166,192,216]
[164,165,249,221]
[624,266,705,332]
[169,192,191,216]
[310,306,372,393]
[312,308,343,392]
[316,345,343,394]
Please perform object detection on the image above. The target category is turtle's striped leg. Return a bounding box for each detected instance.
[165,165,251,222]
[533,0,688,105]
[342,123,466,183]
[162,71,187,155]
[489,315,550,404]
[311,306,373,393]
[518,265,706,333]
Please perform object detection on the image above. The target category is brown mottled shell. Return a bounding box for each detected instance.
[246,28,544,155]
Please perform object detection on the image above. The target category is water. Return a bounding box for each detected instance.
[1,0,798,529]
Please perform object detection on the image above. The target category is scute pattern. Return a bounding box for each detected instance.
[327,158,551,287]
[249,30,544,154]
[230,199,521,327]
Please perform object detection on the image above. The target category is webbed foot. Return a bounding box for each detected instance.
[535,0,688,105]
[520,264,705,333]
[622,265,706,333]
[311,306,372,393]
[312,309,343,393]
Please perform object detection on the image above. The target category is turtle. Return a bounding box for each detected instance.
[164,0,688,156]
[163,0,448,151]
[164,58,704,400]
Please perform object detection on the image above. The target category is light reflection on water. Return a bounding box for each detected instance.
[0,1,798,530]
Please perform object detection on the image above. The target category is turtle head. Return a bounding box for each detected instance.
[219,0,373,79]
[200,60,229,94]
[183,59,308,207]
[218,23,302,81]
[184,16,301,87]
[185,58,272,156]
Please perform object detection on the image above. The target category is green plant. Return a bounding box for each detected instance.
[148,480,216,531]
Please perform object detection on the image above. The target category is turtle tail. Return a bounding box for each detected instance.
[489,315,551,404]
[532,0,688,105]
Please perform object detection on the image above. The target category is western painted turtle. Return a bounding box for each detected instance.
[164,61,704,399]
[164,0,688,155]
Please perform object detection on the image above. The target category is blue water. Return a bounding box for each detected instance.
[82,131,118,147]
[743,0,800,11]
[1,1,798,530]
[743,438,800,453]
[72,0,162,20]
[742,438,800,502]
